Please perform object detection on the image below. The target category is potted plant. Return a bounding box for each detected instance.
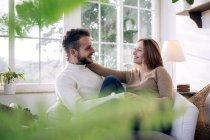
[173,0,194,13]
[0,68,24,94]
[172,0,194,5]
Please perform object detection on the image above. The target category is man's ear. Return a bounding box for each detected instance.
[70,48,78,56]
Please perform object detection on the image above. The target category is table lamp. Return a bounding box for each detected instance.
[161,40,186,85]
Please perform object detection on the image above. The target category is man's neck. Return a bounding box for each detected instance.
[68,59,78,65]
[68,60,86,66]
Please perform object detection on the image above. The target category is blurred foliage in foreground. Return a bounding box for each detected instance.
[0,95,185,140]
[15,0,86,27]
[0,0,86,36]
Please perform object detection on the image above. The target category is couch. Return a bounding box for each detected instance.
[170,92,199,140]
[47,91,199,140]
[138,92,199,140]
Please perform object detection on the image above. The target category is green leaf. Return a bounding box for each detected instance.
[0,68,24,84]
[186,0,194,5]
[172,0,179,3]
[14,0,86,36]
[172,0,194,5]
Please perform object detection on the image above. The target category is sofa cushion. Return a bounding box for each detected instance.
[47,100,71,123]
[171,92,199,140]
[139,131,176,140]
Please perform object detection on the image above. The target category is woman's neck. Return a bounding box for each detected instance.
[141,64,150,73]
[140,64,151,80]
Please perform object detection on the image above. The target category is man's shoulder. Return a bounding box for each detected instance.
[56,68,73,81]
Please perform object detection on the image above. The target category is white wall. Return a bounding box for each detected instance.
[0,93,57,115]
[160,0,177,86]
[160,0,176,43]
[160,0,210,90]
[176,5,210,90]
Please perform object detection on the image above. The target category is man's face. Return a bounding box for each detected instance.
[76,36,95,65]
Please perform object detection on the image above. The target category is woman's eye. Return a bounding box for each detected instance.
[137,48,142,51]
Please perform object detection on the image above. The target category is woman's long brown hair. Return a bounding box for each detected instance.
[138,38,163,70]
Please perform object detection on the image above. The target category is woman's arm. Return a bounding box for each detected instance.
[156,67,174,101]
[87,63,127,83]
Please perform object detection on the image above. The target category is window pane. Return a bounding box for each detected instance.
[139,10,152,38]
[101,44,117,69]
[0,37,8,72]
[103,0,117,4]
[0,0,8,35]
[15,38,39,83]
[41,20,63,39]
[124,0,137,6]
[139,0,152,9]
[122,45,134,70]
[101,5,117,42]
[0,0,8,15]
[92,43,99,62]
[15,0,39,37]
[15,24,39,38]
[40,39,63,83]
[123,7,138,43]
[81,3,99,41]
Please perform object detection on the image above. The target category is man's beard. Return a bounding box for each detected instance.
[76,53,93,65]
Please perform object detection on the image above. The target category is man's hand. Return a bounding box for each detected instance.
[111,92,124,99]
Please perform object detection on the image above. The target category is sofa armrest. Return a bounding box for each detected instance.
[171,92,199,140]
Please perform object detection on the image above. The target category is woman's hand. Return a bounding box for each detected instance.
[125,92,142,101]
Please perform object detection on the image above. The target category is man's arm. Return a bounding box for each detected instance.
[56,76,124,113]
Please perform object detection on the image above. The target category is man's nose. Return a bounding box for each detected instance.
[133,49,137,55]
[91,47,95,53]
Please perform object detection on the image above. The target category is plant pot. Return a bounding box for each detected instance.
[176,0,191,13]
[4,80,16,94]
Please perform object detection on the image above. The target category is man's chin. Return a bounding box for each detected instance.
[86,59,93,64]
[83,58,93,64]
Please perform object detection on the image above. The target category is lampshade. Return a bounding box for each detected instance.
[161,40,186,62]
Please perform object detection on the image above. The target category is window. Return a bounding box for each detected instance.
[0,0,64,84]
[0,0,158,87]
[0,0,9,72]
[81,0,158,70]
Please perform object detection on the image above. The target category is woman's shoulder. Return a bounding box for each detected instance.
[153,66,168,74]
[154,66,166,71]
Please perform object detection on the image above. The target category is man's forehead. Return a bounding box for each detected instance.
[79,36,91,42]
[79,36,92,46]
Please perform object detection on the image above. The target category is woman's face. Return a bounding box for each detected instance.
[133,41,144,65]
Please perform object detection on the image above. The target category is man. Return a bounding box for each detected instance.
[47,29,123,119]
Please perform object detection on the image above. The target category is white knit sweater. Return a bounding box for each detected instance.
[54,63,123,113]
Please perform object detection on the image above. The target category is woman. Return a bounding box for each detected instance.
[88,38,174,135]
[88,38,174,101]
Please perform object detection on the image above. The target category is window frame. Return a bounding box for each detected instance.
[0,0,160,93]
